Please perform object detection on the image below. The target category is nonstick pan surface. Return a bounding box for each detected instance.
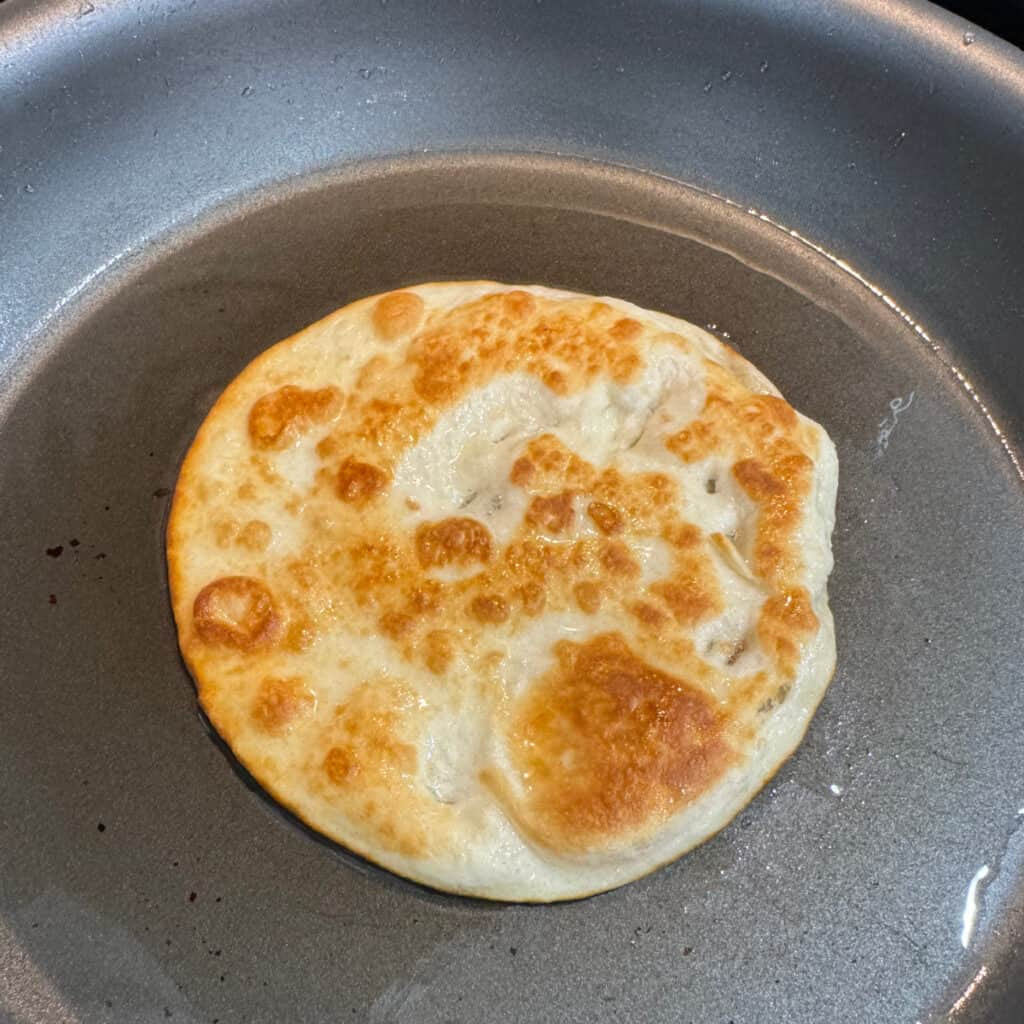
[2,2,1023,1022]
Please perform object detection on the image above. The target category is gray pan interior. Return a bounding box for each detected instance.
[2,1,1023,1022]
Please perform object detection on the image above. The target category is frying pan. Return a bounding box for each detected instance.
[2,1,1022,1021]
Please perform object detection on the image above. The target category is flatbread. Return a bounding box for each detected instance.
[167,281,838,901]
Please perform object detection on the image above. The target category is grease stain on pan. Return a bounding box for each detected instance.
[875,391,916,458]
[960,864,991,949]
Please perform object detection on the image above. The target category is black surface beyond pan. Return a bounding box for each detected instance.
[2,1,1023,1021]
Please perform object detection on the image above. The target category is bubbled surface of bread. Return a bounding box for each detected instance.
[167,281,838,901]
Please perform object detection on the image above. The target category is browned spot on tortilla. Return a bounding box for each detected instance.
[526,492,575,534]
[248,385,340,450]
[336,458,390,504]
[757,587,819,675]
[237,520,271,551]
[573,581,602,614]
[501,634,734,853]
[251,677,315,734]
[422,629,454,674]
[470,593,510,625]
[587,501,623,536]
[372,291,425,342]
[193,576,281,651]
[415,517,492,569]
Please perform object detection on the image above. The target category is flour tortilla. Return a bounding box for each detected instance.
[167,281,837,901]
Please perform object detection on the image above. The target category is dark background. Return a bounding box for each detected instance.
[940,0,1024,46]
